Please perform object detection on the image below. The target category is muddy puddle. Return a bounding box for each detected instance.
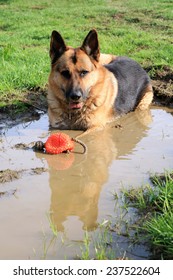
[0,106,173,260]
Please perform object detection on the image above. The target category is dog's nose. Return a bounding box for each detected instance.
[69,91,82,101]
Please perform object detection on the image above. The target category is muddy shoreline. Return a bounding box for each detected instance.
[0,89,48,130]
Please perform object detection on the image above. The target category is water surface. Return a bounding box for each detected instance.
[0,106,173,259]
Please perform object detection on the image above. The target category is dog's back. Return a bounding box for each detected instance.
[105,57,151,115]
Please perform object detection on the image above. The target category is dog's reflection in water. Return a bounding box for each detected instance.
[36,109,152,233]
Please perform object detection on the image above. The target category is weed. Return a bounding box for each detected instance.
[80,231,91,260]
[33,213,59,259]
[145,211,173,258]
[79,220,115,260]
[46,211,58,237]
[150,172,173,211]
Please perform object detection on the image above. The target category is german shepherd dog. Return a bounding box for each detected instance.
[48,29,153,137]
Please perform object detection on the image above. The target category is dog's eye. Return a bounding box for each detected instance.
[80,70,89,77]
[61,70,71,79]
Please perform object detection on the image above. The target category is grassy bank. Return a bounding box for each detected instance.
[120,171,173,259]
[0,0,173,106]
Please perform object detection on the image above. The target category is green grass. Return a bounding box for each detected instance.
[46,211,58,237]
[121,171,173,259]
[0,0,173,105]
[40,215,116,260]
[145,211,173,258]
[79,221,115,260]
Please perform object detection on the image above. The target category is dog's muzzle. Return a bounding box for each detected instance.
[68,90,83,109]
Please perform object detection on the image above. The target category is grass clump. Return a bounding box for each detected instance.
[145,211,173,258]
[121,171,173,259]
[79,221,115,260]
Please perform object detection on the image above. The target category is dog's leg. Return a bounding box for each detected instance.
[76,126,103,139]
[136,84,153,111]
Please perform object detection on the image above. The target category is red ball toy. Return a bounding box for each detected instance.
[45,133,74,154]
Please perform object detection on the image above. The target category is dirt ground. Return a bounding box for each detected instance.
[0,168,48,196]
[151,66,173,107]
[0,88,47,130]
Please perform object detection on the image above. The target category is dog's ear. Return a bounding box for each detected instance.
[81,29,100,61]
[50,30,67,63]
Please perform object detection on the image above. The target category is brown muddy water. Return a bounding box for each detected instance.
[0,106,173,260]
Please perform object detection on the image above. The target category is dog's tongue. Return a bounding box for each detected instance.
[69,102,83,109]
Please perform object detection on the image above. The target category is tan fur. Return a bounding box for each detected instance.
[48,48,118,133]
[136,84,153,111]
[99,53,117,65]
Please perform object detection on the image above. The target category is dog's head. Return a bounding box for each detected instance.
[49,29,100,110]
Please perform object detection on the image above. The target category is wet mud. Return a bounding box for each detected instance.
[0,169,21,184]
[0,167,47,184]
[151,66,173,107]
